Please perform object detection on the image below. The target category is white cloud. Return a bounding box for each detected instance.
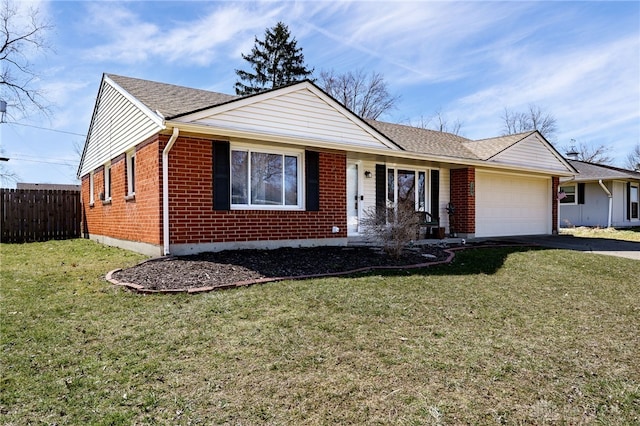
[77,2,287,66]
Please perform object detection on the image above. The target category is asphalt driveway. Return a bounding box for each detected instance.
[489,235,640,261]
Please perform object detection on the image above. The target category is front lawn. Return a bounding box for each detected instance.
[560,226,640,242]
[1,240,638,424]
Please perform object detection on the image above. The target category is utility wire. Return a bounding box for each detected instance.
[10,156,78,166]
[5,121,87,137]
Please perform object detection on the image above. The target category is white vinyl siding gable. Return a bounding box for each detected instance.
[79,78,163,177]
[185,87,394,150]
[490,134,568,172]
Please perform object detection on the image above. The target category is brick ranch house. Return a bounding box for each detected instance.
[77,74,576,256]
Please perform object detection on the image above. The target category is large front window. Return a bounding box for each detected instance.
[231,147,301,208]
[387,168,428,211]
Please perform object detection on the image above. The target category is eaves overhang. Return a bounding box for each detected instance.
[164,120,577,177]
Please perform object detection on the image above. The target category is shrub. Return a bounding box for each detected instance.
[361,199,422,258]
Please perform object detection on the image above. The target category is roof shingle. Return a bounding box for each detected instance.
[104,74,560,163]
[364,119,479,159]
[567,160,640,182]
[107,74,238,119]
[463,132,535,160]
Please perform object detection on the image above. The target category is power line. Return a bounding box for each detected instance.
[10,156,78,166]
[12,153,79,163]
[5,121,87,137]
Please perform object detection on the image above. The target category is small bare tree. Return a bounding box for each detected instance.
[318,69,399,120]
[625,143,640,171]
[563,140,613,165]
[0,149,17,185]
[501,104,557,141]
[360,199,421,258]
[413,110,463,135]
[0,163,17,185]
[1,0,53,119]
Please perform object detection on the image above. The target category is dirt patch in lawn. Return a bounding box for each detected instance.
[108,245,454,293]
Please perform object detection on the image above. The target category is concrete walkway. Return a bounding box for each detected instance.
[486,235,640,261]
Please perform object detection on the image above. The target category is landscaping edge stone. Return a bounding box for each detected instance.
[104,243,533,294]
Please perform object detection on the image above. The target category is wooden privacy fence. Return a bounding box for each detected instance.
[1,189,81,243]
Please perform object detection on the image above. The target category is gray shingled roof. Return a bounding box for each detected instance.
[567,160,640,182]
[105,74,549,162]
[463,132,535,160]
[107,74,238,119]
[365,119,480,159]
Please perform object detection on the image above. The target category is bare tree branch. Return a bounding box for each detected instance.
[562,140,613,165]
[0,0,53,119]
[411,110,463,135]
[625,143,640,171]
[318,69,399,120]
[0,162,18,185]
[501,104,557,141]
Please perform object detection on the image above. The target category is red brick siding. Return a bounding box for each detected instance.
[81,135,162,244]
[552,176,559,233]
[166,136,347,245]
[450,168,475,234]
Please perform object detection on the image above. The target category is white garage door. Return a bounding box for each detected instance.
[476,171,551,238]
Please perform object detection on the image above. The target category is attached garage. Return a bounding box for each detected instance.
[476,171,552,237]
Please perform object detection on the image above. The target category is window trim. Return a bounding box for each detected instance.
[559,183,577,205]
[230,144,304,210]
[385,165,432,213]
[126,150,136,197]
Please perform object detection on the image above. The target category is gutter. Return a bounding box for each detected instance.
[598,179,613,228]
[166,120,577,177]
[162,127,180,255]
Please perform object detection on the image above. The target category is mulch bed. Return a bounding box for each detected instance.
[108,245,455,293]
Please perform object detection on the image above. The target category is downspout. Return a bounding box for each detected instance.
[598,179,613,228]
[162,127,180,255]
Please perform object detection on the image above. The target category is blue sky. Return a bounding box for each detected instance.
[1,0,639,186]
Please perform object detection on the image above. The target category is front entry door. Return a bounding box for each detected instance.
[347,162,360,235]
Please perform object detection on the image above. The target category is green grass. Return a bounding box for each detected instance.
[1,240,639,424]
[560,226,640,242]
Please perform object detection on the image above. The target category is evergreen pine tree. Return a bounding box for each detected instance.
[235,22,314,95]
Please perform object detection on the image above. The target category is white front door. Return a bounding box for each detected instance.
[347,162,360,235]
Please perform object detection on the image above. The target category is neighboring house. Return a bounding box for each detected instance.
[17,183,80,191]
[77,74,576,256]
[559,160,640,228]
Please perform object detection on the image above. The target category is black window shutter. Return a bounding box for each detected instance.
[577,183,585,205]
[627,182,631,220]
[430,170,440,218]
[213,142,230,210]
[305,150,320,211]
[375,164,386,217]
